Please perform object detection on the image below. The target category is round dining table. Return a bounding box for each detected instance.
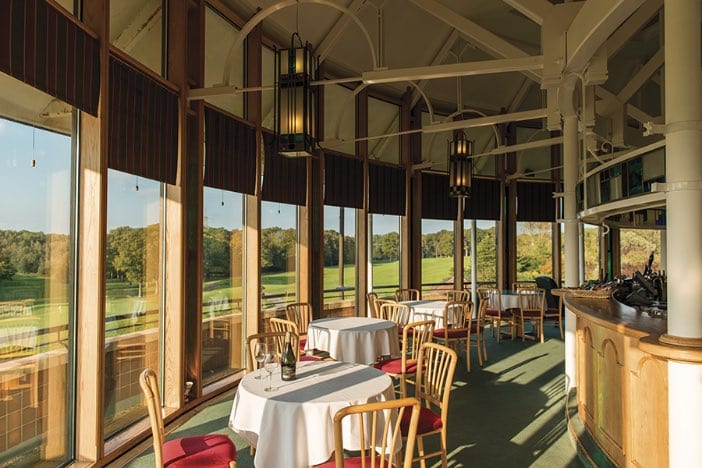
[305,317,400,364]
[229,360,395,468]
[401,300,452,328]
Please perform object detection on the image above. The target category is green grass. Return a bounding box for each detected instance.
[420,256,454,283]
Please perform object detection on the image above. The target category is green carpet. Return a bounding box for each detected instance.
[117,325,580,468]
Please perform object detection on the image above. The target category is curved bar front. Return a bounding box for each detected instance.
[559,291,669,467]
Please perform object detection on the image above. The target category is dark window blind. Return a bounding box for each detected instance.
[368,162,405,216]
[464,178,501,220]
[516,181,556,222]
[204,107,256,194]
[261,131,307,206]
[324,152,363,208]
[421,172,458,220]
[0,0,100,115]
[108,56,178,184]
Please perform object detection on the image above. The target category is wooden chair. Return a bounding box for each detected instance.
[444,290,468,302]
[479,286,515,341]
[245,331,287,372]
[0,315,40,406]
[314,397,422,468]
[512,280,537,290]
[378,302,411,343]
[395,288,420,302]
[375,320,434,398]
[269,318,322,362]
[285,302,313,336]
[517,287,546,343]
[432,301,483,373]
[400,342,458,468]
[139,369,237,467]
[543,294,564,339]
[367,292,379,317]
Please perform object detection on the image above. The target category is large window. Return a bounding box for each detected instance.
[516,222,554,281]
[583,224,601,281]
[202,189,244,385]
[261,202,298,310]
[368,98,399,164]
[110,0,163,75]
[323,206,357,307]
[205,6,244,117]
[619,228,662,277]
[324,85,356,155]
[369,214,400,298]
[464,220,498,285]
[421,219,454,297]
[0,118,74,465]
[104,170,163,437]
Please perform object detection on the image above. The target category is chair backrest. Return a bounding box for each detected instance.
[512,281,537,291]
[442,300,471,329]
[415,343,458,426]
[269,318,300,354]
[285,302,312,334]
[139,369,166,467]
[395,288,420,302]
[402,320,435,364]
[518,287,546,315]
[367,292,379,318]
[0,315,40,358]
[379,302,411,329]
[479,287,502,314]
[445,290,468,302]
[331,397,421,468]
[246,331,289,371]
[535,275,560,309]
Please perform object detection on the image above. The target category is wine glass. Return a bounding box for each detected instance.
[264,353,278,392]
[253,342,268,380]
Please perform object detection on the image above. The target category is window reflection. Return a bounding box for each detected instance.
[369,214,400,298]
[261,202,298,310]
[421,219,454,297]
[323,206,357,307]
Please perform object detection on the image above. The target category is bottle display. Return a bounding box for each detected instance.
[281,331,297,381]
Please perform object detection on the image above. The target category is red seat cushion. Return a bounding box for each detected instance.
[469,322,483,333]
[400,405,442,436]
[163,434,236,467]
[316,456,395,468]
[521,310,542,318]
[299,337,307,350]
[546,307,560,315]
[485,308,512,318]
[300,354,322,361]
[433,328,467,339]
[374,357,417,374]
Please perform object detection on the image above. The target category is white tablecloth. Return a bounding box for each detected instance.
[402,300,451,328]
[501,291,519,310]
[305,317,400,364]
[229,360,395,468]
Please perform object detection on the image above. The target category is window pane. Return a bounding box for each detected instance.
[261,202,298,310]
[205,6,244,116]
[324,85,356,155]
[369,214,400,298]
[0,118,73,465]
[619,229,661,277]
[583,224,601,281]
[104,170,163,437]
[516,222,554,281]
[110,0,163,76]
[202,189,244,385]
[421,219,454,297]
[323,206,357,308]
[464,220,497,284]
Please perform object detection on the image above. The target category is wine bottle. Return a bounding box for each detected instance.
[281,331,297,381]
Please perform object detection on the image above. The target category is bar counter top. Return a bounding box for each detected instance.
[554,289,667,339]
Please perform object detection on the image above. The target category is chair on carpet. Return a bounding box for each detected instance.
[433,300,484,373]
[285,302,313,338]
[139,369,237,467]
[400,342,457,468]
[479,286,515,341]
[375,320,434,398]
[517,287,546,343]
[269,317,320,361]
[314,397,422,468]
[535,275,564,339]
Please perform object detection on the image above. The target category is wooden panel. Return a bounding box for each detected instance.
[577,323,596,423]
[629,355,668,467]
[597,336,624,465]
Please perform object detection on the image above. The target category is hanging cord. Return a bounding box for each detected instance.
[31,126,36,167]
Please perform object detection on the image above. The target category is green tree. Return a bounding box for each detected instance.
[0,252,16,280]
[476,227,496,282]
[203,227,231,279]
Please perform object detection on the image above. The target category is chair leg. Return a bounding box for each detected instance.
[440,429,448,468]
[417,435,427,468]
[539,319,544,343]
[496,319,501,342]
[558,316,564,339]
[399,375,407,398]
[466,338,471,373]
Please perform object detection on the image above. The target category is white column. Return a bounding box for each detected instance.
[664,0,702,466]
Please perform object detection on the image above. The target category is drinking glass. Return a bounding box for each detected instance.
[264,353,277,392]
[254,342,268,380]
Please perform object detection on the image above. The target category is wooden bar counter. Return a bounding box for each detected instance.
[556,290,669,467]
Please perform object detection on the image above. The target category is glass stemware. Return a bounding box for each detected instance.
[264,353,277,392]
[254,342,268,380]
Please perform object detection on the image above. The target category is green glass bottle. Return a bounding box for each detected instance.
[281,331,297,381]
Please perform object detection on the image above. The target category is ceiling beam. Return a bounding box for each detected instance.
[501,0,553,26]
[409,0,541,82]
[113,1,162,53]
[314,0,368,65]
[605,0,662,60]
[362,55,543,84]
[566,0,646,73]
[617,48,664,103]
[424,108,547,133]
[508,78,533,113]
[410,29,461,108]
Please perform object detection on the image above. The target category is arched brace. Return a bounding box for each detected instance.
[221,0,380,85]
